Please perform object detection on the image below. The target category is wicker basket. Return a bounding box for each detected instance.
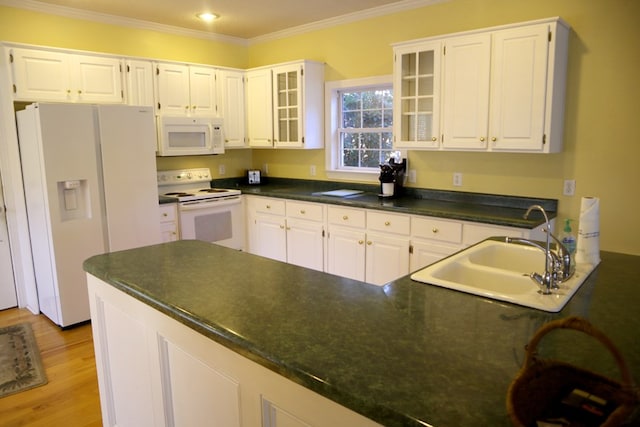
[507,316,639,427]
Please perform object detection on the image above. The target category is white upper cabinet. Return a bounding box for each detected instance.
[246,60,324,149]
[441,34,491,150]
[9,47,123,103]
[394,17,569,153]
[124,59,154,106]
[155,63,217,116]
[217,69,247,148]
[393,42,442,149]
[246,68,274,147]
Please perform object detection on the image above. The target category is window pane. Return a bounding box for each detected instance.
[341,133,359,150]
[342,149,359,167]
[342,92,361,111]
[363,110,382,128]
[382,132,393,150]
[362,150,380,168]
[362,91,382,109]
[361,133,380,149]
[342,111,361,128]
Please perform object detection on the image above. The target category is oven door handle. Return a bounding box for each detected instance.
[179,197,241,211]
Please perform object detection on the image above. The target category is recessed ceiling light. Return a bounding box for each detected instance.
[197,12,219,22]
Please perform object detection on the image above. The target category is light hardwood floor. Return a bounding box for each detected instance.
[0,308,102,426]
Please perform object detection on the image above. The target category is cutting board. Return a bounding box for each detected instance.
[319,189,364,197]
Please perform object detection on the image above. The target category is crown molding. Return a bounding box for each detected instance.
[248,0,449,45]
[0,0,248,46]
[0,0,448,46]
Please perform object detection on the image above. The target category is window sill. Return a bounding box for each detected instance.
[325,169,380,183]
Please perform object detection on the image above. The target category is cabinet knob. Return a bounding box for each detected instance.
[77,90,82,94]
[432,227,439,234]
[358,240,364,245]
[342,215,349,220]
[367,241,372,245]
[431,136,437,141]
[300,210,306,214]
[479,137,485,142]
[280,225,285,229]
[185,106,190,110]
[266,205,271,209]
[384,221,391,226]
[491,137,497,142]
[162,213,168,217]
[67,89,71,94]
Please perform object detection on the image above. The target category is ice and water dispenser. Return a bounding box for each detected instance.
[58,179,90,221]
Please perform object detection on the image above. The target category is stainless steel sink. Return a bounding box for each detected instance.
[410,238,597,312]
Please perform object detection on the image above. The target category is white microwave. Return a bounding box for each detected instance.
[157,116,224,156]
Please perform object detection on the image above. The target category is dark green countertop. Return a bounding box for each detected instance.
[210,178,558,229]
[84,240,640,427]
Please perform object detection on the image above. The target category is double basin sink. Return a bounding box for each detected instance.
[410,237,597,312]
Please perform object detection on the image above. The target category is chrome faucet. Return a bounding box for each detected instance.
[505,205,573,294]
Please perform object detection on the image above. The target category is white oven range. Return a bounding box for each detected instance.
[158,168,245,250]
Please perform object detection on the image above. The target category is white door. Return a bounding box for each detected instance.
[0,178,18,310]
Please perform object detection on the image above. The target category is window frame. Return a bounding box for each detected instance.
[325,75,396,182]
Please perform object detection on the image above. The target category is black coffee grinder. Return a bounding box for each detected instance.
[379,155,406,198]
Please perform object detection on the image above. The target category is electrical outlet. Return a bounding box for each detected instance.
[563,179,576,196]
[408,169,417,183]
[310,165,316,176]
[453,172,463,187]
[218,164,226,175]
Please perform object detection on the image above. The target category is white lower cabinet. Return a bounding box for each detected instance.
[409,216,463,272]
[247,196,325,271]
[87,275,381,427]
[159,204,179,242]
[248,195,551,285]
[326,207,410,286]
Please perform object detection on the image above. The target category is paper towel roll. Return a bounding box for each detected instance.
[575,197,601,266]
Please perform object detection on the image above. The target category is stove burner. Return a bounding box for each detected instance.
[164,191,193,197]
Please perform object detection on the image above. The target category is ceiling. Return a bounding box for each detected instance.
[6,0,441,41]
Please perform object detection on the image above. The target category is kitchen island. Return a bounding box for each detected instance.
[83,240,640,427]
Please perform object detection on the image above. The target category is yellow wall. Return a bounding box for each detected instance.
[1,0,639,254]
[248,0,640,255]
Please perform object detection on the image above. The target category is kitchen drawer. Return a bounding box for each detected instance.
[411,216,462,244]
[159,204,177,223]
[253,197,286,216]
[367,211,410,235]
[286,200,324,222]
[463,223,523,246]
[327,206,365,228]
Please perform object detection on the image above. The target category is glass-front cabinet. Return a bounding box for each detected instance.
[393,41,441,149]
[273,66,300,146]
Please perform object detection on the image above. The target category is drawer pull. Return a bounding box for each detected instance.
[266,205,271,209]
[342,215,349,220]
[162,213,168,217]
[432,227,439,234]
[300,210,306,214]
[384,221,391,226]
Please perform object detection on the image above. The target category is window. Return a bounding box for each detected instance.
[325,76,397,181]
[339,88,393,169]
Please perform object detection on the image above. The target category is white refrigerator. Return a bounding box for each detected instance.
[17,103,161,327]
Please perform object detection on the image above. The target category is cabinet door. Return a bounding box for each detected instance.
[218,69,247,147]
[442,34,491,149]
[72,54,123,103]
[254,213,287,262]
[189,66,217,116]
[159,204,178,242]
[286,218,324,272]
[246,68,274,147]
[125,59,154,106]
[410,239,462,273]
[272,65,302,148]
[10,48,72,101]
[393,42,441,149]
[156,63,191,115]
[327,227,366,282]
[365,232,410,286]
[489,24,549,151]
